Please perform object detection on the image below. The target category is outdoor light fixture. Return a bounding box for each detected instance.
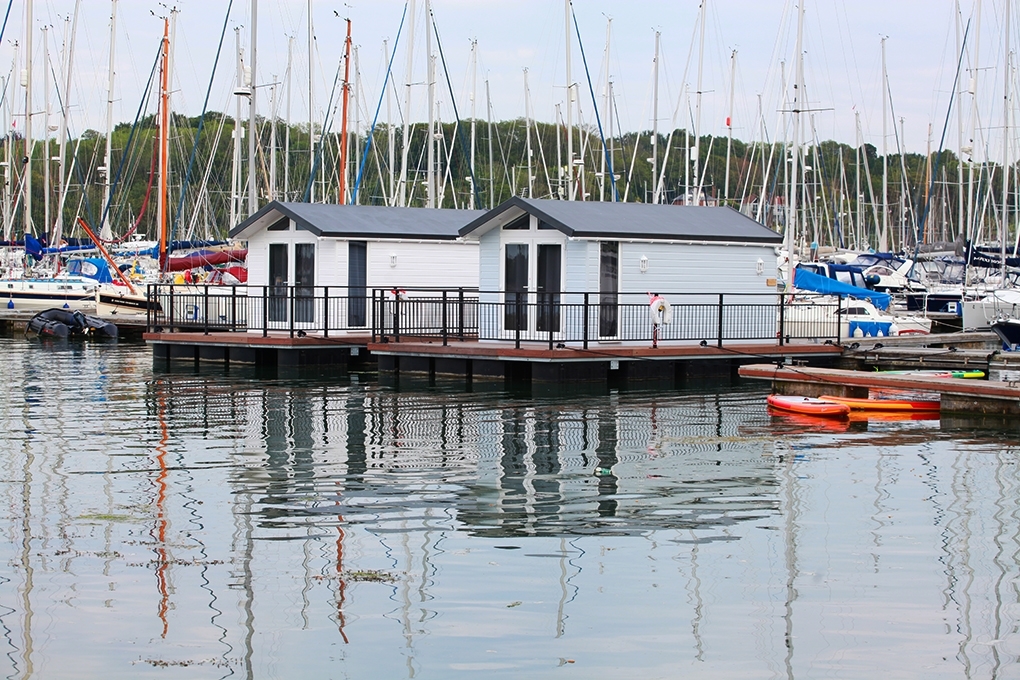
[756,258,765,275]
[390,254,397,267]
[639,255,649,273]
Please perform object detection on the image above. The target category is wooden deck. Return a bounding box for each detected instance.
[368,338,843,362]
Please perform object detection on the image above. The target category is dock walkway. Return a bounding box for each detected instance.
[739,363,1020,415]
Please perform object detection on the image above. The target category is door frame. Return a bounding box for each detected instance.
[497,214,566,340]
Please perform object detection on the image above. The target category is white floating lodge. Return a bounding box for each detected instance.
[457,197,784,344]
[229,201,480,332]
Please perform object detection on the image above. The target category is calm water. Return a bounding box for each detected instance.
[1,337,1019,679]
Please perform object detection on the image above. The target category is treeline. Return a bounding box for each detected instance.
[0,111,1002,250]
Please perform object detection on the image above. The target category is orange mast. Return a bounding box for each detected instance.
[338,18,352,204]
[157,19,170,272]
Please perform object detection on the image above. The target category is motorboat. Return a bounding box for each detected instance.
[26,308,117,339]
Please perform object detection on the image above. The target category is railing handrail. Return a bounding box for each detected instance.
[145,283,842,346]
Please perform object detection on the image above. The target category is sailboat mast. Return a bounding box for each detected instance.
[101,0,116,240]
[693,0,707,204]
[230,28,242,228]
[967,0,983,252]
[955,0,965,239]
[385,38,394,205]
[600,17,611,203]
[247,0,258,216]
[469,39,477,209]
[158,18,170,271]
[269,78,277,201]
[725,49,736,207]
[24,0,33,235]
[608,79,615,202]
[564,0,574,200]
[308,0,315,203]
[651,30,660,204]
[520,68,531,199]
[339,18,352,205]
[426,0,435,208]
[399,0,415,207]
[5,45,17,242]
[486,78,494,208]
[881,36,889,251]
[42,26,49,238]
[786,0,805,289]
[284,36,293,201]
[1002,0,1010,276]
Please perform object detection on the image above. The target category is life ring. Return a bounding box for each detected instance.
[649,294,672,325]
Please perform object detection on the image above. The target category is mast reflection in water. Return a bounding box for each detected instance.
[0,337,1018,678]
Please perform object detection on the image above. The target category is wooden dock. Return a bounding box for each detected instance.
[738,362,1020,416]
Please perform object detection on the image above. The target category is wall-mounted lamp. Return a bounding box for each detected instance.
[756,258,765,275]
[639,255,649,273]
[390,253,397,268]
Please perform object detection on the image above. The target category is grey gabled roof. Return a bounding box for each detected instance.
[458,196,782,243]
[229,201,482,240]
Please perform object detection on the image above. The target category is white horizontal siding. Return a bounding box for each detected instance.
[618,242,775,298]
[366,241,478,290]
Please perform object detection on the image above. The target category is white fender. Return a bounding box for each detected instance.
[649,295,672,325]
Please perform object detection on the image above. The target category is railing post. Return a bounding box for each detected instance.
[515,298,521,350]
[231,285,237,331]
[836,294,843,344]
[442,290,449,346]
[458,287,465,340]
[583,292,590,350]
[289,287,295,338]
[717,293,724,348]
[203,285,210,335]
[168,285,175,333]
[323,286,329,337]
[371,289,376,342]
[393,292,401,342]
[146,284,152,332]
[262,285,268,338]
[778,292,785,346]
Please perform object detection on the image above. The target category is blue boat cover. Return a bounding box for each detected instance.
[793,267,891,310]
[66,257,115,283]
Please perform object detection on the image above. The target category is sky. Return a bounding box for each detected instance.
[0,1,1011,159]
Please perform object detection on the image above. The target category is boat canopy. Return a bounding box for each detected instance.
[793,268,891,310]
[66,257,115,284]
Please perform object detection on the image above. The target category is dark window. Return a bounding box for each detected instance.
[348,241,367,326]
[295,243,315,323]
[267,217,289,231]
[599,242,619,336]
[503,213,530,230]
[537,244,561,332]
[504,243,528,331]
[537,220,557,230]
[268,243,288,322]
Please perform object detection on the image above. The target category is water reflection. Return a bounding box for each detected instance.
[0,338,1019,678]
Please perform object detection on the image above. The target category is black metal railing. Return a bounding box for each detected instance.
[146,285,843,346]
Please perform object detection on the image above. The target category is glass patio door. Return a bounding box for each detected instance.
[268,243,288,322]
[504,243,528,331]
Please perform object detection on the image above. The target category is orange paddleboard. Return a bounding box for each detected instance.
[817,395,940,412]
[767,394,851,418]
